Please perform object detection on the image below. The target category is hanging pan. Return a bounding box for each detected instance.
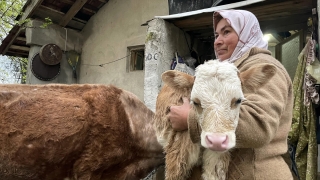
[39,43,62,65]
[31,53,60,81]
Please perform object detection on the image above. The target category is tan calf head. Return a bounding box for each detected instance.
[162,60,276,152]
[155,71,195,146]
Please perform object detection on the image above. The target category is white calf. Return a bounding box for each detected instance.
[154,60,276,180]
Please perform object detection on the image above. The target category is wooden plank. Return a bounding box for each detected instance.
[245,0,312,18]
[7,50,29,57]
[262,23,306,33]
[38,5,87,25]
[10,45,30,52]
[2,27,23,55]
[169,13,213,29]
[260,13,309,33]
[60,0,98,14]
[59,0,89,27]
[2,0,44,55]
[170,0,312,32]
[20,0,44,21]
[16,37,27,41]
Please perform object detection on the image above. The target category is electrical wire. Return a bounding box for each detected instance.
[81,54,131,67]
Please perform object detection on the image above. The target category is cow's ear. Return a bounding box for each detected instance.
[161,70,194,89]
[239,64,277,92]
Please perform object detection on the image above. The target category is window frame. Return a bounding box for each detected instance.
[127,45,145,72]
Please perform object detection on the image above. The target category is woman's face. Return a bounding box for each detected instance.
[214,18,239,61]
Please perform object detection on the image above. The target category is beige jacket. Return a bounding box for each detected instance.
[227,47,293,180]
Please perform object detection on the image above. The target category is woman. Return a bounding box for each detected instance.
[169,10,294,179]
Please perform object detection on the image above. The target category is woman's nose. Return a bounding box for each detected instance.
[214,36,223,46]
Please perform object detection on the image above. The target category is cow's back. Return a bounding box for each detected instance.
[0,84,163,180]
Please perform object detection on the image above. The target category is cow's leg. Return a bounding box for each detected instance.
[73,166,104,180]
[72,154,105,180]
[72,166,95,180]
[165,132,201,180]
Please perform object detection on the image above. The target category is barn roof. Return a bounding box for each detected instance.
[0,0,108,58]
[152,0,314,43]
[0,0,315,58]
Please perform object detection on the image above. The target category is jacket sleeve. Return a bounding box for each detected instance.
[235,60,290,148]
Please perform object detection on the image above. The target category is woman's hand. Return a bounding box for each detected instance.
[168,97,191,131]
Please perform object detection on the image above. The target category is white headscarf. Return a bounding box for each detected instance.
[213,9,268,63]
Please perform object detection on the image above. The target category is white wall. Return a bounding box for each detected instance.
[79,0,169,100]
[144,18,192,111]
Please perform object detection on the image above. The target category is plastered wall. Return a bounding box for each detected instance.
[144,18,193,111]
[79,0,169,101]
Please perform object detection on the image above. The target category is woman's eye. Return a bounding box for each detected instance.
[223,30,230,35]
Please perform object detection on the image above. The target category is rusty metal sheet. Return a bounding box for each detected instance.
[40,44,62,65]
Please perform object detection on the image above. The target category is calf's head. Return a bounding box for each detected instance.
[162,60,276,151]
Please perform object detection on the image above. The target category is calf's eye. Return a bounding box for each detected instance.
[235,98,242,104]
[192,98,201,106]
[230,97,244,109]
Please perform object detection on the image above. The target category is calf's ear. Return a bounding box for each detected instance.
[161,70,194,89]
[239,64,277,92]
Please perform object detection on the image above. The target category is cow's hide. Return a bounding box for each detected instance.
[0,84,164,180]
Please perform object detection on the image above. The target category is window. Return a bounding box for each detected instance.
[127,46,144,71]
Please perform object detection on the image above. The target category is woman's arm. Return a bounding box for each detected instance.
[235,61,291,148]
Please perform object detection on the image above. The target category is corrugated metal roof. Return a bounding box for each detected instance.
[155,0,265,19]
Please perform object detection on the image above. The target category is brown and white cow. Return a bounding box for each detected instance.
[0,84,164,180]
[154,60,276,180]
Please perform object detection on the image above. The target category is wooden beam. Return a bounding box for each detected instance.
[3,27,23,55]
[262,23,306,34]
[318,0,320,59]
[260,13,309,33]
[60,0,98,14]
[20,0,44,21]
[10,45,30,52]
[7,50,29,57]
[2,0,43,55]
[39,5,88,24]
[16,37,27,41]
[170,13,213,29]
[59,0,89,27]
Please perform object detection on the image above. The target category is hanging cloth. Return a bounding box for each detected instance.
[303,39,319,105]
[288,38,317,180]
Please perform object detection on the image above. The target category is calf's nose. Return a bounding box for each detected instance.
[205,133,229,151]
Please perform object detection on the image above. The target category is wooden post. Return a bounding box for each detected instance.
[317,1,320,59]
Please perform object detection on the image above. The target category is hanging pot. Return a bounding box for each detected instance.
[31,53,60,81]
[39,43,62,65]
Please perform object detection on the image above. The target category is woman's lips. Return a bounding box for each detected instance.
[217,49,226,55]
